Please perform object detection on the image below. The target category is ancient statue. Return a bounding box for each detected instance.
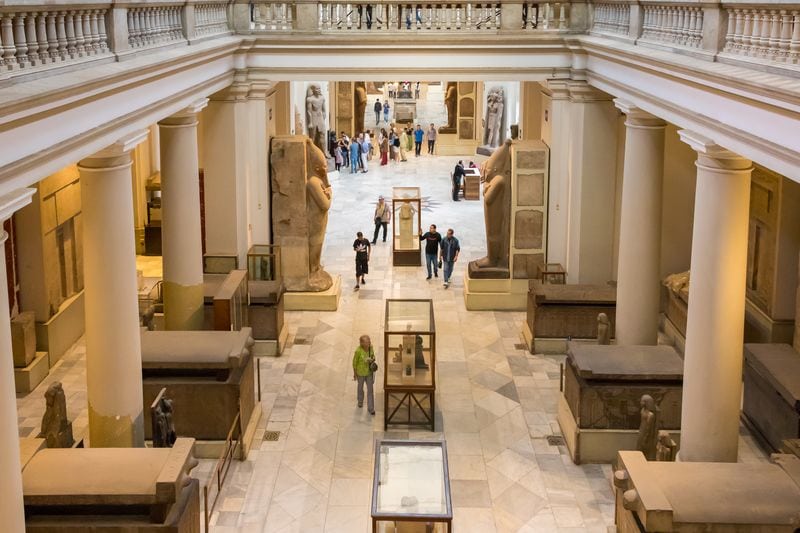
[354,82,367,134]
[151,393,177,448]
[483,86,505,148]
[306,84,327,154]
[469,139,513,278]
[38,382,74,448]
[637,394,659,460]
[655,430,677,461]
[597,313,611,345]
[398,200,416,249]
[440,82,458,133]
[306,140,334,291]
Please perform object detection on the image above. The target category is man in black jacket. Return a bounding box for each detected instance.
[373,99,382,125]
[452,160,465,201]
[418,225,442,280]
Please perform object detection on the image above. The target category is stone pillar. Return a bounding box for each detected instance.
[540,80,571,269]
[614,100,667,345]
[0,188,35,531]
[248,83,272,246]
[159,100,207,331]
[678,130,753,463]
[78,132,148,447]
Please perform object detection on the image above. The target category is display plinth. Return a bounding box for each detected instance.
[436,132,480,156]
[14,350,49,393]
[392,187,422,267]
[463,272,528,311]
[384,299,436,431]
[613,451,800,532]
[558,342,683,464]
[283,274,341,311]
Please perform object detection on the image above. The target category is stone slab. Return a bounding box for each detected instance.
[744,343,800,410]
[530,280,616,304]
[11,310,36,367]
[19,438,46,470]
[141,328,254,369]
[14,351,49,394]
[567,343,684,381]
[35,291,85,368]
[284,275,341,311]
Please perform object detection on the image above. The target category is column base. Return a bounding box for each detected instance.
[284,275,341,311]
[463,271,527,311]
[14,351,49,393]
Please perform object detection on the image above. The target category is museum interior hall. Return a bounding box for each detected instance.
[1,3,800,532]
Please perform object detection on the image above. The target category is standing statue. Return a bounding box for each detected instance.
[151,392,177,448]
[597,313,611,345]
[655,430,677,461]
[398,201,416,249]
[306,84,327,155]
[483,86,505,148]
[354,82,367,135]
[636,394,659,460]
[469,139,513,278]
[38,382,74,448]
[306,139,334,291]
[440,82,458,133]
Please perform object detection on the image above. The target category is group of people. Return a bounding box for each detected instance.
[451,159,478,201]
[332,123,441,173]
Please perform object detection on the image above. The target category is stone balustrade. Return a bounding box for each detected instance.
[196,2,233,37]
[127,5,184,49]
[253,3,294,31]
[591,3,630,36]
[722,7,800,65]
[640,4,703,49]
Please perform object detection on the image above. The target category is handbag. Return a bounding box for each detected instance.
[368,348,378,373]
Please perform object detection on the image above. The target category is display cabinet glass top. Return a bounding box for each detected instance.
[385,299,434,333]
[392,186,421,200]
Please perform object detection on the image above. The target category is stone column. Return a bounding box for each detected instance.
[158,100,207,331]
[678,130,753,463]
[78,132,148,447]
[0,188,35,531]
[614,100,667,345]
[540,80,571,269]
[248,83,272,246]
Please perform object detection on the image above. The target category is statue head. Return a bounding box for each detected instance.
[307,84,322,98]
[640,394,657,412]
[483,139,512,179]
[487,86,505,112]
[45,382,64,406]
[598,312,609,325]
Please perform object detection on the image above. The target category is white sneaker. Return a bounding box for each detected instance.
[443,282,449,288]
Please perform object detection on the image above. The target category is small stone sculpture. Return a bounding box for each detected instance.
[636,394,659,460]
[483,86,505,148]
[398,201,416,249]
[597,313,611,345]
[305,84,327,154]
[414,334,429,369]
[38,382,74,448]
[151,393,177,448]
[655,430,677,461]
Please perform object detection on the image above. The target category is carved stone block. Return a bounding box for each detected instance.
[514,210,543,249]
[459,96,474,118]
[11,311,36,368]
[458,119,474,140]
[516,149,547,169]
[513,253,544,279]
[517,173,544,207]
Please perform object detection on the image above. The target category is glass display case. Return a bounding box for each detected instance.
[247,244,281,282]
[383,299,436,431]
[371,440,452,533]
[392,187,422,267]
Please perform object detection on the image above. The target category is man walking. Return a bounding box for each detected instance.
[413,124,424,156]
[352,335,376,415]
[383,100,390,123]
[418,225,442,280]
[353,231,371,290]
[440,228,461,288]
[372,196,390,243]
[360,134,369,173]
[452,160,465,201]
[374,99,382,125]
[426,123,437,154]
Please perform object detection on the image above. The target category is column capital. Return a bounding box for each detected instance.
[541,79,571,100]
[0,188,35,227]
[211,81,251,103]
[678,130,753,173]
[568,80,612,103]
[159,99,209,127]
[79,130,149,170]
[248,82,275,100]
[614,99,667,128]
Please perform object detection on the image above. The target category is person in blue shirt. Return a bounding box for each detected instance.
[413,124,424,157]
[349,137,360,174]
[383,100,390,123]
[439,228,461,288]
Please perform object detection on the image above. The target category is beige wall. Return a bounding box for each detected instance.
[521,81,542,141]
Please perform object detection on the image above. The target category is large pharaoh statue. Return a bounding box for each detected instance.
[469,139,513,278]
[305,140,333,290]
[483,86,505,148]
[440,82,457,133]
[354,82,367,134]
[306,84,327,154]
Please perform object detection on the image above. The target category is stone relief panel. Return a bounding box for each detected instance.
[517,173,544,207]
[515,210,543,249]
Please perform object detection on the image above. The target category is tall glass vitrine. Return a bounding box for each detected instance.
[392,187,422,267]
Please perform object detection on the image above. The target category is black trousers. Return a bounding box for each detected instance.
[373,220,387,242]
[452,177,461,201]
[428,140,435,154]
[415,141,422,155]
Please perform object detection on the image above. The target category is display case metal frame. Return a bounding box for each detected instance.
[370,439,453,533]
[383,299,436,431]
[392,187,422,267]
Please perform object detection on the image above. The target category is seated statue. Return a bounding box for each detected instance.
[151,393,177,448]
[38,382,74,448]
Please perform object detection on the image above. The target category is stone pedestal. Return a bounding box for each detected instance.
[11,311,49,393]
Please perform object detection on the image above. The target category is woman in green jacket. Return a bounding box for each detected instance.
[353,335,376,415]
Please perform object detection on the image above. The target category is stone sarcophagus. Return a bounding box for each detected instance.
[140,328,259,458]
[523,280,616,353]
[613,450,800,532]
[23,438,200,532]
[743,343,800,451]
[558,343,683,464]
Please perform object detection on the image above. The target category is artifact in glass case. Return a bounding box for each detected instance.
[392,187,422,267]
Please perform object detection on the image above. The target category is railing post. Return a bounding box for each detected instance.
[231,0,252,31]
[568,0,589,32]
[107,6,130,53]
[701,4,727,54]
[295,0,319,31]
[500,1,523,31]
[629,2,643,40]
[184,3,197,41]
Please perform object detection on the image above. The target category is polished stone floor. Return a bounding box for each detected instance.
[15,148,768,533]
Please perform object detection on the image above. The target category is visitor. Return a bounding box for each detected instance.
[334,142,343,171]
[352,334,376,415]
[426,123,437,154]
[349,137,360,174]
[452,160,465,201]
[364,130,373,160]
[390,129,400,162]
[353,231,371,289]
[373,98,382,125]
[414,124,424,156]
[383,100,390,123]
[406,127,414,153]
[360,134,369,173]
[340,132,350,167]
[372,196,390,243]
[418,224,442,279]
[399,128,408,162]
[388,82,395,99]
[440,228,460,288]
[379,128,389,166]
[357,4,373,29]
[415,82,421,99]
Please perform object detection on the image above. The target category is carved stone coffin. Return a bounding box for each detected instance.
[140,328,255,442]
[23,438,200,532]
[248,280,285,341]
[614,450,800,532]
[528,280,616,340]
[743,343,800,451]
[565,343,683,431]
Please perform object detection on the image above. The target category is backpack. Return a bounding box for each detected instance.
[393,137,400,147]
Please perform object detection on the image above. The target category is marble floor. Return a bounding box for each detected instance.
[15,149,769,533]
